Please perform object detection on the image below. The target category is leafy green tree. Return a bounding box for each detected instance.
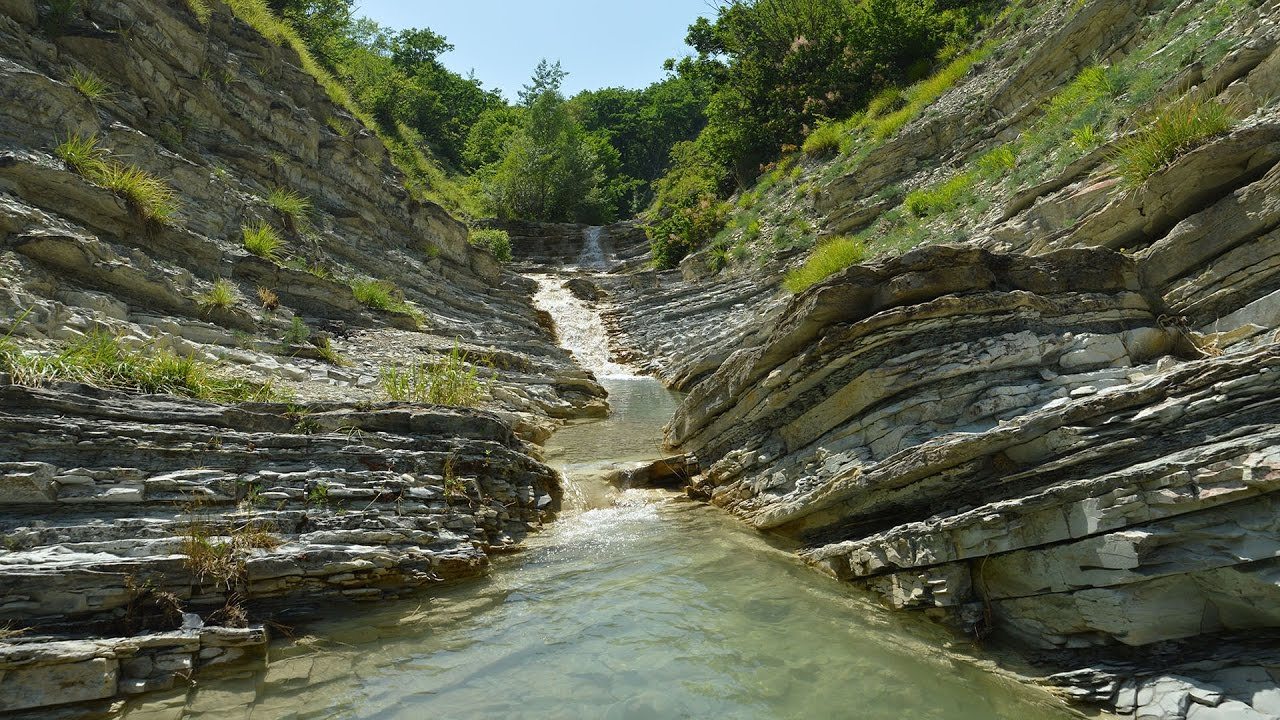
[484,85,605,222]
[519,59,569,106]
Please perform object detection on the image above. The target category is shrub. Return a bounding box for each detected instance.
[468,228,512,262]
[198,279,237,311]
[68,68,109,102]
[282,316,309,345]
[266,187,311,222]
[242,222,284,261]
[904,172,977,217]
[380,342,484,407]
[1113,98,1234,187]
[784,236,869,293]
[0,331,275,402]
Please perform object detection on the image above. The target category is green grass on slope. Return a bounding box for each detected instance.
[0,331,277,402]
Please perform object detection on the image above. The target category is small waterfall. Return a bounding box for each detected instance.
[529,273,632,379]
[576,226,608,270]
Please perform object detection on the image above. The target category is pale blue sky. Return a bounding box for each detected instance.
[353,1,712,100]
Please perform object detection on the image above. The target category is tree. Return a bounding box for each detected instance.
[518,59,569,106]
[484,77,605,222]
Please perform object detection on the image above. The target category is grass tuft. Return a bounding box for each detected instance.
[783,236,869,293]
[266,187,311,222]
[198,279,238,311]
[242,222,285,262]
[68,68,109,102]
[1113,98,1235,187]
[904,172,977,217]
[54,134,177,222]
[257,286,279,311]
[802,115,862,158]
[54,133,107,174]
[380,342,484,407]
[975,145,1017,179]
[97,163,179,222]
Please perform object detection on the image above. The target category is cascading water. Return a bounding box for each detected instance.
[118,236,1089,720]
[576,225,608,270]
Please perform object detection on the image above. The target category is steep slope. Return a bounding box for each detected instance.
[0,0,605,714]
[598,0,1280,716]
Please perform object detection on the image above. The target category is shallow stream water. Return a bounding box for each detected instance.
[121,256,1082,719]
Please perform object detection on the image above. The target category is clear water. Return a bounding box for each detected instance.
[118,278,1084,719]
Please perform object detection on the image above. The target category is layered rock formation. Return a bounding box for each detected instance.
[610,0,1280,717]
[0,0,600,713]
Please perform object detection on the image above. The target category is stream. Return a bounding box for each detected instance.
[119,244,1083,719]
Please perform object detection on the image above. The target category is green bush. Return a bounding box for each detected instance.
[468,228,512,262]
[783,236,869,293]
[0,331,275,402]
[903,172,977,217]
[1113,98,1234,187]
[242,222,285,261]
[380,342,484,407]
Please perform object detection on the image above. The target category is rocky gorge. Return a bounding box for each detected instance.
[2,0,1280,717]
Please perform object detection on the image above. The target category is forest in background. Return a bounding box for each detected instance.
[269,0,995,265]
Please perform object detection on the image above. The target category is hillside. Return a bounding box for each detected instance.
[0,0,605,713]
[591,0,1280,716]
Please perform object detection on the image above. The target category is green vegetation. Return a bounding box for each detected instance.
[184,0,212,24]
[468,228,512,262]
[266,187,311,223]
[0,330,276,402]
[68,68,109,102]
[198,279,238,311]
[242,222,285,261]
[53,132,106,173]
[54,134,178,223]
[783,236,869,293]
[801,115,861,158]
[904,171,977,217]
[1113,98,1234,187]
[975,145,1017,178]
[282,316,310,345]
[870,45,992,140]
[380,342,484,407]
[350,278,396,311]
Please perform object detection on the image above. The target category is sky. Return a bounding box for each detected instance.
[353,1,714,100]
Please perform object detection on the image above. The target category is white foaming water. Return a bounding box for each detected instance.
[529,272,633,379]
[576,226,608,270]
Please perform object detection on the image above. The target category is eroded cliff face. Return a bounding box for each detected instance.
[0,0,604,713]
[602,0,1280,716]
